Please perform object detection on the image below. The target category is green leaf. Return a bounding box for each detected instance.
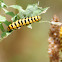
[9,5,25,18]
[1,31,11,38]
[0,0,3,2]
[0,23,5,32]
[25,4,49,16]
[1,32,6,38]
[4,20,11,26]
[0,5,1,8]
[25,4,38,16]
[0,31,11,41]
[6,12,15,17]
[38,7,49,15]
[9,4,49,18]
[0,0,7,8]
[27,24,32,29]
[0,15,6,22]
[9,5,24,12]
[2,8,15,17]
[1,2,7,7]
[11,15,20,22]
[0,1,7,8]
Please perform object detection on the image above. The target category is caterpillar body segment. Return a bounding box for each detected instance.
[7,16,41,31]
[19,19,23,26]
[60,26,62,37]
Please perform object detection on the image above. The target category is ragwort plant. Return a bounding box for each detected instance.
[0,0,49,41]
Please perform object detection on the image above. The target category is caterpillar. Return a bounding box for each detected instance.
[59,26,62,52]
[7,16,41,32]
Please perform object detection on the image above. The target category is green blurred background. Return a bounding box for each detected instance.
[0,0,62,62]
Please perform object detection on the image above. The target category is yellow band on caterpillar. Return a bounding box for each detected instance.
[7,16,41,31]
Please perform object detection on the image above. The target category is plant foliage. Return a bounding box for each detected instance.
[0,0,49,41]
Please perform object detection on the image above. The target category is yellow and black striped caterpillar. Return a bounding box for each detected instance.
[59,26,62,51]
[8,16,41,32]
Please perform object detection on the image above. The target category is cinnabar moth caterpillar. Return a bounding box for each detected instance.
[59,26,62,51]
[7,16,41,31]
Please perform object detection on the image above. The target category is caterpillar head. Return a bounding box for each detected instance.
[38,16,41,20]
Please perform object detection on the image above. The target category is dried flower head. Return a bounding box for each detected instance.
[48,15,60,62]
